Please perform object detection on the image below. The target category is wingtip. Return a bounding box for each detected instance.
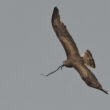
[53,6,59,16]
[52,6,60,24]
[100,88,109,95]
[53,6,59,12]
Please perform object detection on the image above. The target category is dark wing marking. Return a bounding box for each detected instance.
[74,64,108,94]
[51,7,80,58]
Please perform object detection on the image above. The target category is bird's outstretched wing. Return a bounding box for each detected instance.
[74,64,108,94]
[52,7,80,58]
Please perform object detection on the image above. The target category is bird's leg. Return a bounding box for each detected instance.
[41,65,64,77]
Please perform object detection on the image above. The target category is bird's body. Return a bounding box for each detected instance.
[42,7,108,94]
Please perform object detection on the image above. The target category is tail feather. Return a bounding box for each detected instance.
[82,50,96,68]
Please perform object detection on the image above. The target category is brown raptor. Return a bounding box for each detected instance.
[42,7,108,94]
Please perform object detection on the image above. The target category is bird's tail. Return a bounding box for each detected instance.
[82,50,96,68]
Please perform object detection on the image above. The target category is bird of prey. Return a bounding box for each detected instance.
[42,7,108,94]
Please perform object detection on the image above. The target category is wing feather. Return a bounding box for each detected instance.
[51,7,80,58]
[74,64,108,94]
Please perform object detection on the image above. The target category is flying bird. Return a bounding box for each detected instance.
[42,7,108,94]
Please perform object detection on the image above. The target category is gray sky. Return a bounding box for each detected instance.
[0,0,110,110]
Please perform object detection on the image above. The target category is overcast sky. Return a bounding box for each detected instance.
[0,0,110,110]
